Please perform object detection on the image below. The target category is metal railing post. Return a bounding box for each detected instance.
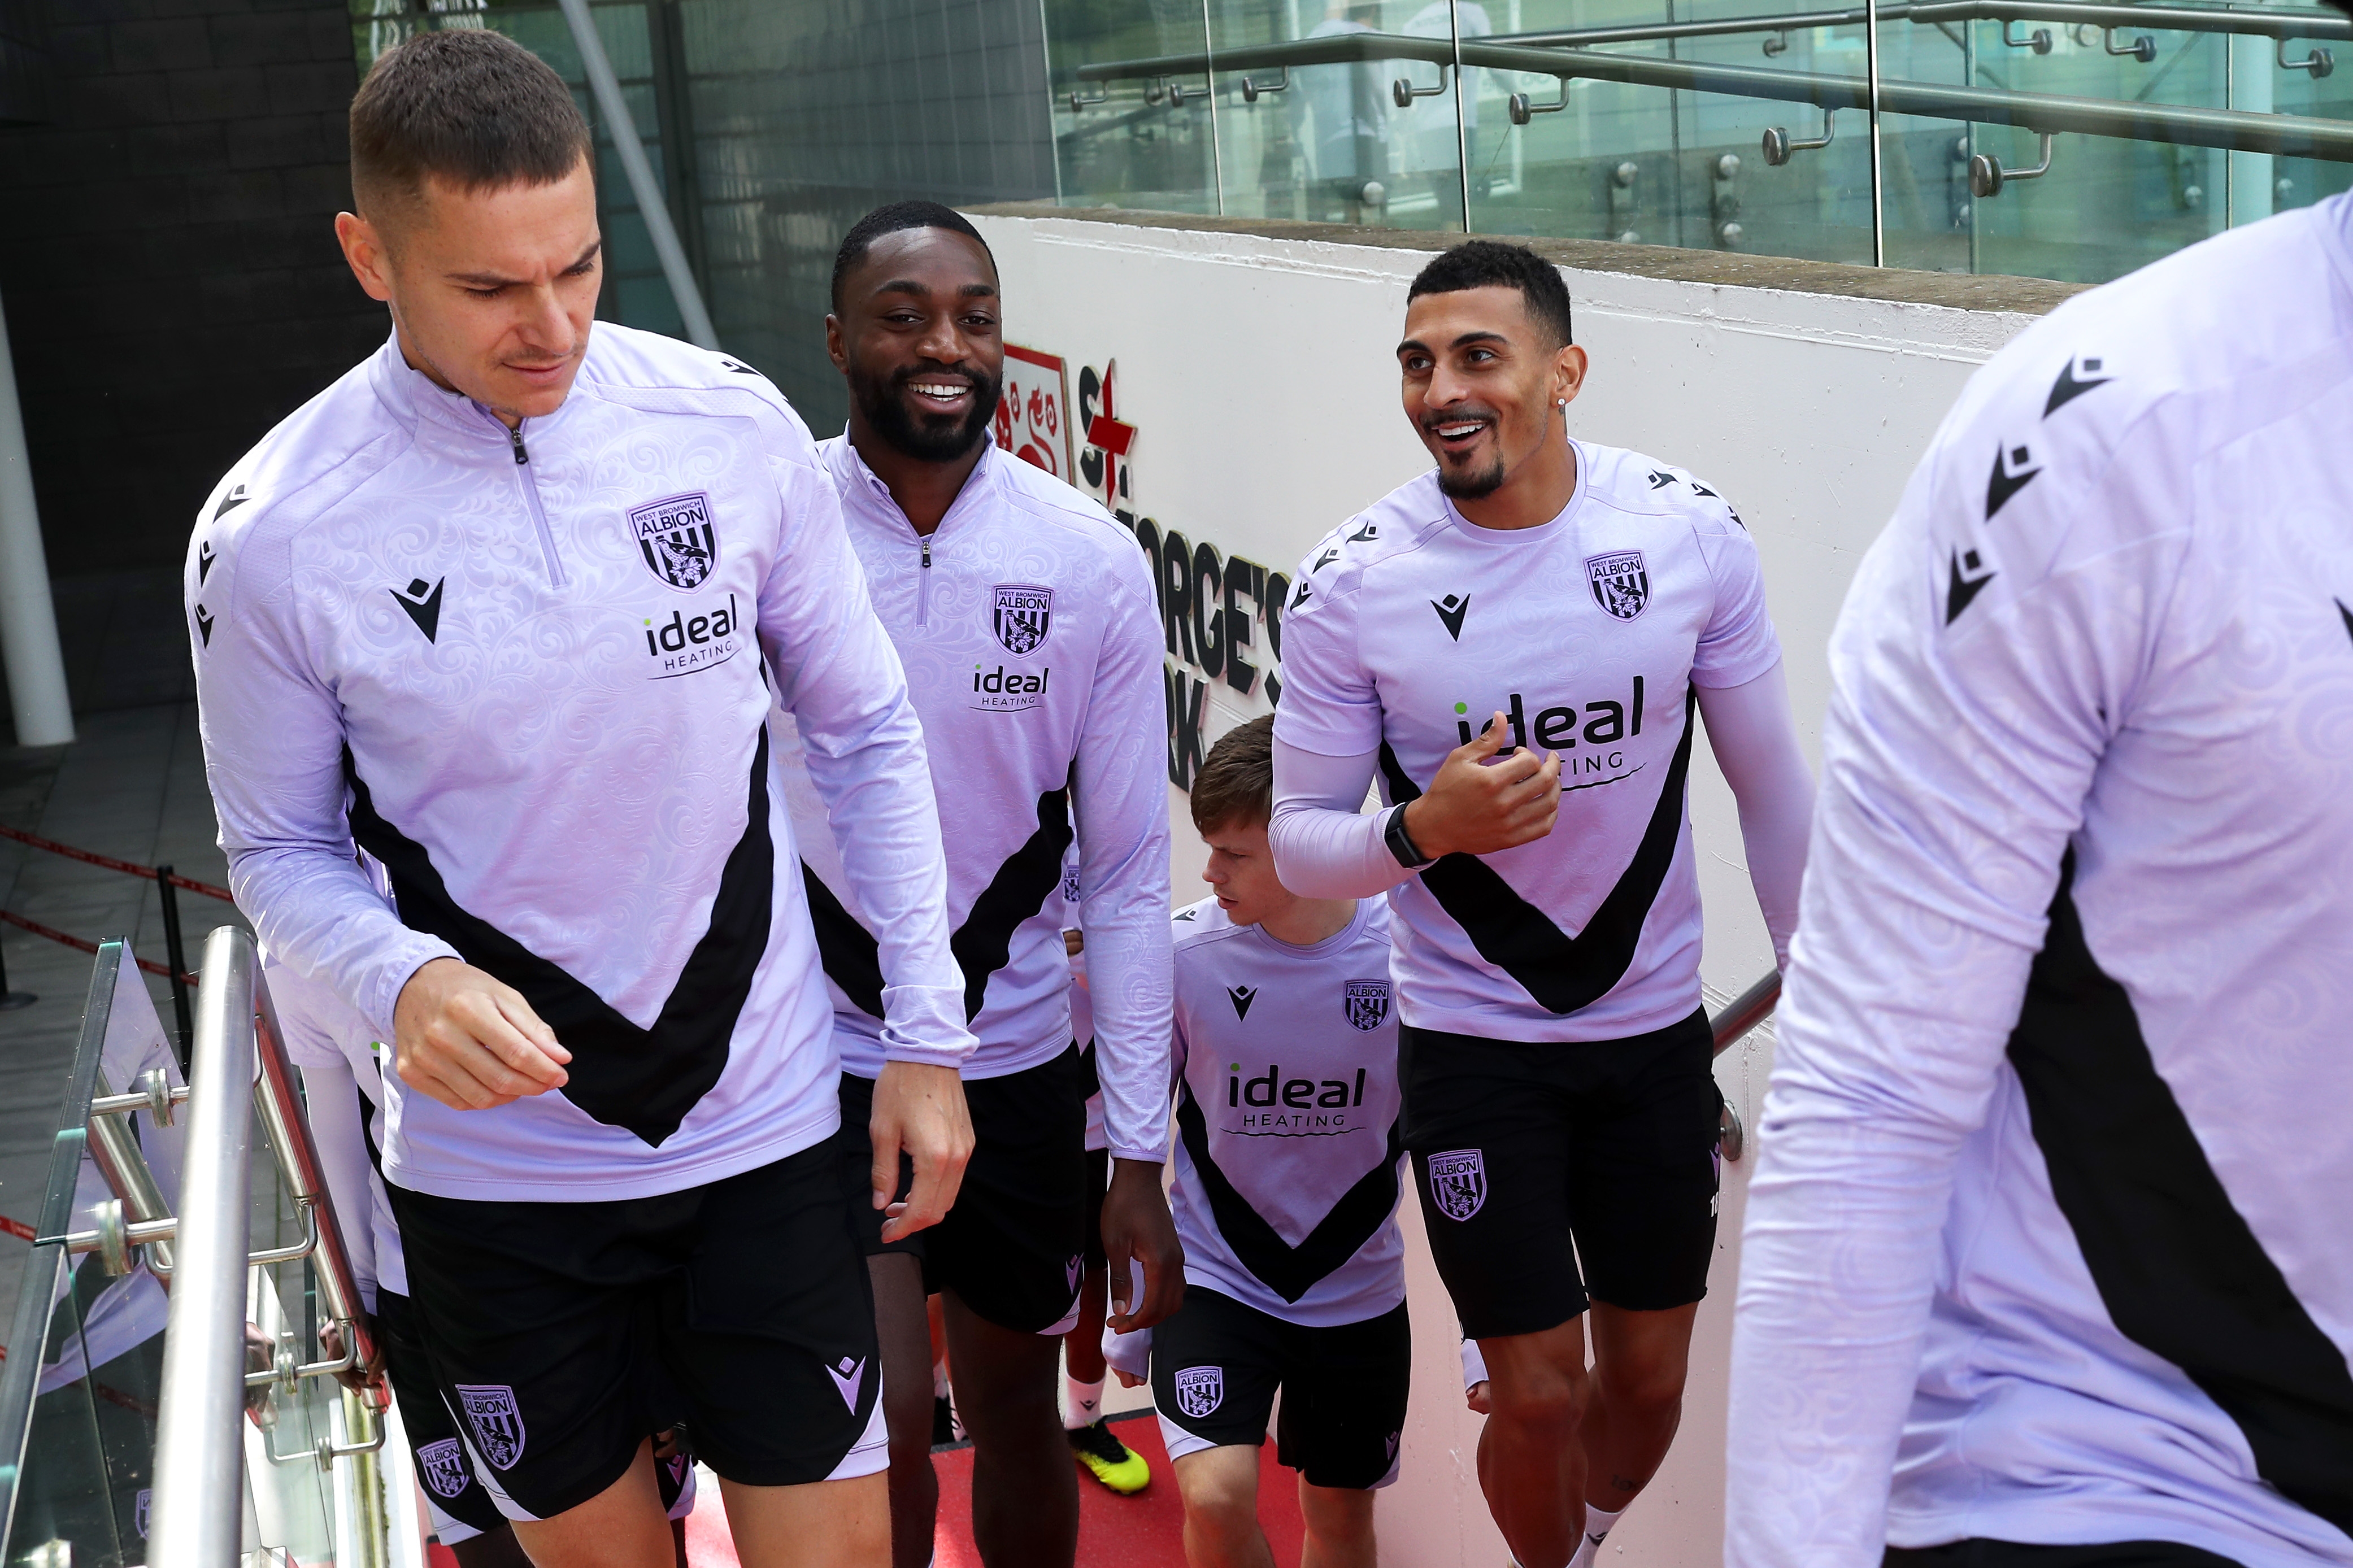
[156,862,192,1064]
[148,925,259,1568]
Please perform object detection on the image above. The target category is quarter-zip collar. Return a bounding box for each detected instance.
[365,332,577,586]
[365,329,588,455]
[824,431,1005,546]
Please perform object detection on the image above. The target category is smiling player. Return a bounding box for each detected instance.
[786,201,1179,1568]
[189,34,975,1568]
[1266,241,1816,1568]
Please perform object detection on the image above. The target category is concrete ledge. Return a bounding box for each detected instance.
[965,200,2090,317]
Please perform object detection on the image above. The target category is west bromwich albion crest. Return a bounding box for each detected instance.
[1343,978,1391,1032]
[417,1438,473,1499]
[629,492,718,591]
[993,583,1053,655]
[1427,1148,1487,1222]
[1585,551,1649,621]
[1174,1365,1224,1419]
[455,1383,527,1470]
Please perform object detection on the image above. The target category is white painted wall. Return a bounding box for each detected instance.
[970,211,2047,1568]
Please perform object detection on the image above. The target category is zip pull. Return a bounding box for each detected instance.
[920,538,931,570]
[508,425,529,465]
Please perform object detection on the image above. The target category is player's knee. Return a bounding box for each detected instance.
[1485,1359,1589,1431]
[1593,1348,1689,1416]
[1183,1486,1260,1548]
[1298,1482,1377,1549]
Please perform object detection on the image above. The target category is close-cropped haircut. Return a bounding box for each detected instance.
[349,30,591,223]
[831,201,996,311]
[1191,714,1276,834]
[1407,240,1575,348]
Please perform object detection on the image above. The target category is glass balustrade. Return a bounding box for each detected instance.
[1042,0,2351,280]
[0,940,413,1568]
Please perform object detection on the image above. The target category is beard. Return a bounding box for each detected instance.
[1435,451,1508,500]
[850,359,1003,463]
[1428,406,1508,499]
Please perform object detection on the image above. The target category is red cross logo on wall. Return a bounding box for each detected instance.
[1078,359,1137,520]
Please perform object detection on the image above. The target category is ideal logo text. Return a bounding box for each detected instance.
[972,663,1053,713]
[643,593,741,678]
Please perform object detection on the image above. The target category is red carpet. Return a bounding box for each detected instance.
[681,1412,1308,1568]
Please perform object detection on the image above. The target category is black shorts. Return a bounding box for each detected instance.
[379,1292,695,1539]
[379,1290,506,1538]
[837,1046,1090,1335]
[1401,1008,1720,1339]
[385,1139,884,1520]
[1885,1543,2245,1567]
[1149,1287,1411,1491]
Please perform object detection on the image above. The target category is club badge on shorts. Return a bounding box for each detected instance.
[1343,978,1391,1032]
[455,1383,527,1470]
[993,583,1053,654]
[417,1438,474,1499]
[1586,551,1650,621]
[629,493,718,591]
[1427,1148,1487,1222]
[1174,1365,1224,1419]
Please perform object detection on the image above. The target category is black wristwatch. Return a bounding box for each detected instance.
[1384,804,1435,869]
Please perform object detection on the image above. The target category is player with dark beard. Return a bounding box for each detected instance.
[778,202,1181,1568]
[1267,241,1816,1568]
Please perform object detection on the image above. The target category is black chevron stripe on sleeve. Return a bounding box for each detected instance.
[1376,687,1697,1016]
[2009,850,2353,1532]
[949,786,1073,1022]
[345,727,776,1148]
[799,785,1075,1026]
[1176,1080,1404,1303]
[802,863,889,1019]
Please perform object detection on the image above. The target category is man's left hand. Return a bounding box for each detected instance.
[1101,1157,1184,1332]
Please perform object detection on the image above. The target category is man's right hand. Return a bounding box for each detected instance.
[869,1060,974,1244]
[1401,711,1563,859]
[392,957,571,1110]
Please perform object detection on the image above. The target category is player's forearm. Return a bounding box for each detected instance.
[798,691,976,1066]
[230,844,456,1042]
[295,1059,382,1312]
[1695,664,1815,969]
[1080,899,1175,1162]
[1268,738,1421,899]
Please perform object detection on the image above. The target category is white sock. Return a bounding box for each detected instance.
[1064,1373,1106,1430]
[933,1358,951,1401]
[1568,1503,1624,1568]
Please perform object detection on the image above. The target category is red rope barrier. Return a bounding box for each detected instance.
[0,824,234,904]
[0,911,197,987]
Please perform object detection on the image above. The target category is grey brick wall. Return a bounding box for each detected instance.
[0,0,382,583]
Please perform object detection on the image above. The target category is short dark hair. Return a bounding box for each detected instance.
[1191,715,1275,833]
[350,30,591,222]
[831,201,996,312]
[1407,240,1575,347]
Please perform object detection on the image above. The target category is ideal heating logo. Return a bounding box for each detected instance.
[1452,677,1650,784]
[642,593,742,679]
[971,662,1053,713]
[1225,1061,1369,1136]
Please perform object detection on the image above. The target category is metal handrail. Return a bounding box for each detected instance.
[251,970,380,1379]
[1077,1,2351,75]
[147,926,387,1568]
[1075,29,2353,162]
[147,927,258,1568]
[1711,969,1783,1056]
